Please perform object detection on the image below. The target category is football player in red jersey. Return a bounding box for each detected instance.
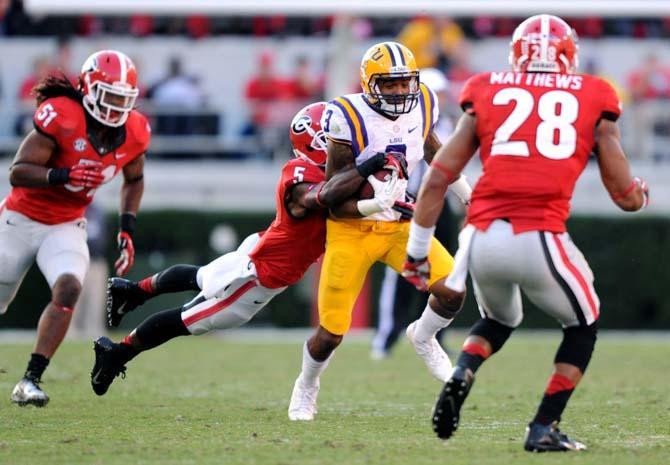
[403,15,650,451]
[2,50,150,406]
[89,102,403,396]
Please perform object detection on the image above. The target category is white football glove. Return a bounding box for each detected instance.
[357,171,408,216]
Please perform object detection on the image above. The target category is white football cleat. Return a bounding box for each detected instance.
[11,378,50,407]
[288,375,319,421]
[406,321,453,382]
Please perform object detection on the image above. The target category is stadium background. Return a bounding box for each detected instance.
[0,0,669,333]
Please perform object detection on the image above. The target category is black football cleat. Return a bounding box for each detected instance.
[524,421,587,452]
[432,366,475,440]
[91,337,127,396]
[106,277,149,327]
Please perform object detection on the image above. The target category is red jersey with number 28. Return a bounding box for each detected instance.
[249,158,327,289]
[461,72,621,233]
[5,96,150,225]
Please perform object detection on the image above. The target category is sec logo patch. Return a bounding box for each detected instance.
[74,138,87,152]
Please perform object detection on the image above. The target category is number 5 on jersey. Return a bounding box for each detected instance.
[492,88,578,160]
[36,103,58,128]
[293,166,306,184]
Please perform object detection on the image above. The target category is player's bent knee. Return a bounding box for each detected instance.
[51,274,82,307]
[470,317,515,354]
[555,322,598,373]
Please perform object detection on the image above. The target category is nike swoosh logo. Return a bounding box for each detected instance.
[116,302,127,315]
[253,300,265,305]
[115,153,127,160]
[91,371,103,384]
[408,126,419,133]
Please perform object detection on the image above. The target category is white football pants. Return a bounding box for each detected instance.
[181,233,287,335]
[0,207,89,314]
[468,220,599,328]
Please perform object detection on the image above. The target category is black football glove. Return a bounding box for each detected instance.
[356,152,387,178]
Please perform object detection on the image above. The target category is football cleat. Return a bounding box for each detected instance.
[106,277,149,327]
[91,337,127,396]
[406,321,452,382]
[524,421,587,452]
[432,366,475,440]
[11,378,49,407]
[288,375,320,421]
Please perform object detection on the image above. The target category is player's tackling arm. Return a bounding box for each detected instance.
[594,119,648,211]
[300,164,363,210]
[414,113,479,229]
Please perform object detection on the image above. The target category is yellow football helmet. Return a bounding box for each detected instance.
[359,41,420,116]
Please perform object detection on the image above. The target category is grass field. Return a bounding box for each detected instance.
[1,331,668,465]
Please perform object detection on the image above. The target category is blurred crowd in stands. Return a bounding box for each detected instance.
[3,0,670,40]
[2,0,670,161]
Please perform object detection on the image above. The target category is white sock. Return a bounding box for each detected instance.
[413,305,453,343]
[299,341,332,388]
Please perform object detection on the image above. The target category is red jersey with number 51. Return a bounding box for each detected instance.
[249,158,327,288]
[461,72,621,233]
[5,96,150,225]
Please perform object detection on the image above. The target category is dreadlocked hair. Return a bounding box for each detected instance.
[33,73,83,106]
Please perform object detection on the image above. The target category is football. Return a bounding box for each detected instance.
[358,168,394,199]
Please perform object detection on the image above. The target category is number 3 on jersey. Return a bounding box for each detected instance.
[491,88,578,160]
[36,103,58,128]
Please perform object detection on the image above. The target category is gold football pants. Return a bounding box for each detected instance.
[318,218,454,335]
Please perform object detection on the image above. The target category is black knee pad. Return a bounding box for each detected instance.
[554,322,598,372]
[469,317,514,354]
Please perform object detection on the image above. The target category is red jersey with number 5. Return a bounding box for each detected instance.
[461,72,621,233]
[5,96,150,225]
[249,158,327,288]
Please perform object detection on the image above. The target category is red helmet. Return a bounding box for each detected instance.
[509,14,579,75]
[290,102,327,166]
[80,50,139,127]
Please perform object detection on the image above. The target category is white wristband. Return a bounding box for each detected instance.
[449,175,472,205]
[406,220,435,259]
[357,199,384,217]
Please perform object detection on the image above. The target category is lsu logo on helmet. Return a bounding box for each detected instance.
[359,41,420,116]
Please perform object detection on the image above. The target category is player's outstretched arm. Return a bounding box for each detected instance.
[594,119,648,211]
[414,114,478,229]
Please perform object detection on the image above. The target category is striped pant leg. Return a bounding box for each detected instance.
[531,231,600,327]
[181,279,286,335]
